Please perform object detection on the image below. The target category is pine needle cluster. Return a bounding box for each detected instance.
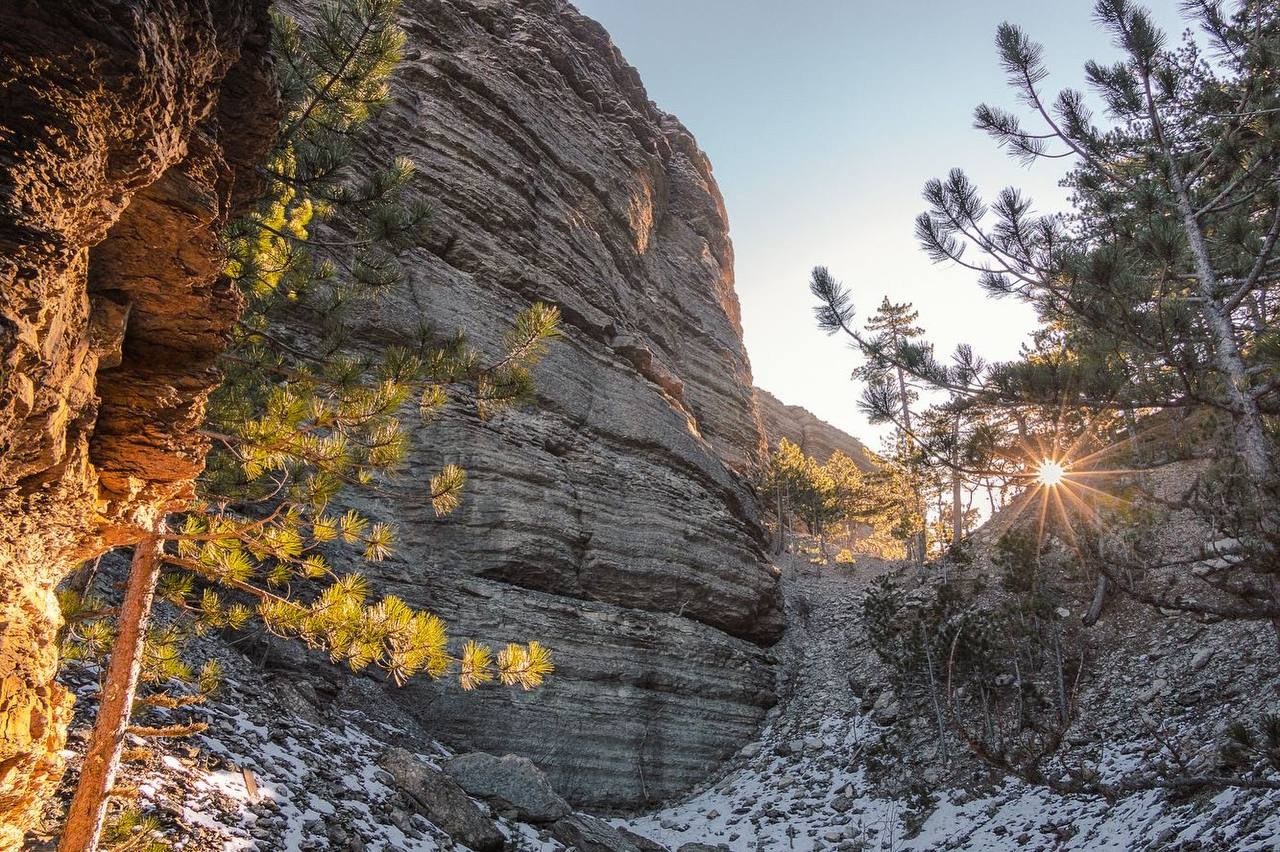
[179,0,560,692]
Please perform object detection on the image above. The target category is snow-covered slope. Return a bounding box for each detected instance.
[36,548,1280,851]
[621,556,1280,851]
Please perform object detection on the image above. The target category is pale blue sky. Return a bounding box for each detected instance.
[573,0,1187,446]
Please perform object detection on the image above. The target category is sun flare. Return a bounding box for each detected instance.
[1036,459,1066,487]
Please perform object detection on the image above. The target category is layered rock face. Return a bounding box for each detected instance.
[300,0,783,810]
[755,387,874,467]
[0,2,275,844]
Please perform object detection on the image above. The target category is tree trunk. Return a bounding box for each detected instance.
[950,414,963,547]
[1166,148,1280,642]
[896,363,927,562]
[59,520,165,852]
[922,639,949,764]
[1162,116,1276,493]
[771,486,785,556]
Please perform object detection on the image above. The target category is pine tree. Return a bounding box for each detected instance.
[59,2,557,849]
[813,1,1280,633]
[923,0,1280,631]
[764,440,917,561]
[810,282,934,560]
[765,439,838,546]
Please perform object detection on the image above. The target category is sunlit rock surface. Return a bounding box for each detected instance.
[754,387,874,467]
[0,1,276,843]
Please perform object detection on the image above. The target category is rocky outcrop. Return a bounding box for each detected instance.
[278,0,782,809]
[0,1,276,844]
[754,387,874,467]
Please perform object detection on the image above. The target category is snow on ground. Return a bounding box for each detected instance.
[42,550,1280,851]
[49,638,565,852]
[621,713,1280,851]
[619,555,1280,851]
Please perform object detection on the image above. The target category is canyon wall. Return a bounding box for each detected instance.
[755,387,874,467]
[288,0,784,810]
[0,2,276,844]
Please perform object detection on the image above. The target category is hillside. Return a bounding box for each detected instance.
[754,388,875,469]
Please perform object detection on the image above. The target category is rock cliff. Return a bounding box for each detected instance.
[0,1,276,844]
[754,387,874,467]
[278,0,784,810]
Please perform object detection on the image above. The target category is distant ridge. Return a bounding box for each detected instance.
[754,387,876,469]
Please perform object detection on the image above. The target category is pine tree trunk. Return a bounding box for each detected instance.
[951,415,963,546]
[1143,78,1280,639]
[1167,154,1280,642]
[951,475,963,546]
[922,638,949,764]
[896,362,927,563]
[772,486,787,556]
[1172,176,1275,488]
[1149,86,1277,496]
[59,520,165,852]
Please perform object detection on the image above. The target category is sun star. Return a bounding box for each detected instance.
[1036,459,1066,487]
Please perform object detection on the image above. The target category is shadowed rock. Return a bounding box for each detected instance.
[0,0,276,844]
[444,752,571,824]
[379,747,504,851]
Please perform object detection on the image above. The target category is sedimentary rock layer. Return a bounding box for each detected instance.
[294,0,784,809]
[0,2,275,843]
[755,387,874,467]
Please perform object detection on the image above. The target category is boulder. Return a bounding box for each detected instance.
[550,814,644,851]
[444,752,570,824]
[870,688,900,725]
[378,748,504,852]
[618,828,672,852]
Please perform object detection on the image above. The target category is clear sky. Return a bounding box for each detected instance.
[573,0,1187,448]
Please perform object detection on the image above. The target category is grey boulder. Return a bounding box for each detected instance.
[378,747,504,851]
[444,751,571,823]
[551,814,651,851]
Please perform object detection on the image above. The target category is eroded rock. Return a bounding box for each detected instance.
[0,0,276,844]
[279,0,782,809]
